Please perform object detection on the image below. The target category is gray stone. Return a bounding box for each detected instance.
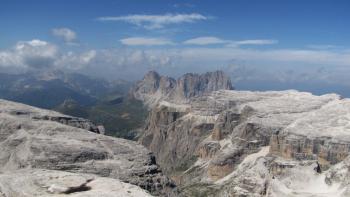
[0,99,176,196]
[0,169,153,197]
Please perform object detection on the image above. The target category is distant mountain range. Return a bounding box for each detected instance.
[0,70,147,139]
[0,70,121,108]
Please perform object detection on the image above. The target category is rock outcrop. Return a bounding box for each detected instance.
[130,70,233,106]
[0,99,175,196]
[0,99,105,134]
[134,69,350,196]
[0,169,153,197]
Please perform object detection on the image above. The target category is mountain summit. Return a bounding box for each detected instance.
[130,70,233,106]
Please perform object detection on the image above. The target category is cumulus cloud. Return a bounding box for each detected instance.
[0,39,58,70]
[120,37,175,46]
[56,50,97,70]
[96,13,208,29]
[0,39,94,72]
[183,36,227,45]
[52,28,77,43]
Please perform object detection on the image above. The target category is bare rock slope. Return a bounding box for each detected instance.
[0,169,153,197]
[134,71,350,196]
[0,99,175,196]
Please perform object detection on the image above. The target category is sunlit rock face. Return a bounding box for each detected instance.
[270,99,350,169]
[0,99,176,196]
[134,71,350,196]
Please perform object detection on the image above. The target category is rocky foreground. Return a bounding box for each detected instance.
[0,99,176,196]
[132,71,350,196]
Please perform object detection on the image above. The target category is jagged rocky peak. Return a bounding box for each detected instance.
[0,99,176,196]
[142,71,162,93]
[141,70,177,95]
[130,70,233,106]
[176,70,234,98]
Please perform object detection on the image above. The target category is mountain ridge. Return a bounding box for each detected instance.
[130,70,233,107]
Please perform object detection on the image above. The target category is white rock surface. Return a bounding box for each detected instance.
[0,169,153,197]
[284,99,350,140]
[0,99,174,196]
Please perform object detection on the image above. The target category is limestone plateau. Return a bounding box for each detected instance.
[0,99,176,197]
[132,70,350,196]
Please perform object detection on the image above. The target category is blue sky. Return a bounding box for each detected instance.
[1,0,349,48]
[1,0,350,95]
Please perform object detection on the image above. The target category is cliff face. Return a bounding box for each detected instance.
[0,99,175,196]
[270,99,350,169]
[130,70,233,106]
[140,90,340,174]
[175,71,233,99]
[135,70,350,196]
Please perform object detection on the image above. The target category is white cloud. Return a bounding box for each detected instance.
[96,13,207,29]
[174,47,350,66]
[78,47,350,80]
[183,36,227,45]
[233,39,278,45]
[226,39,278,47]
[0,39,58,70]
[1,39,350,83]
[183,37,278,47]
[306,44,338,50]
[120,37,175,46]
[22,39,48,47]
[52,28,77,43]
[56,50,96,70]
[80,50,96,63]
